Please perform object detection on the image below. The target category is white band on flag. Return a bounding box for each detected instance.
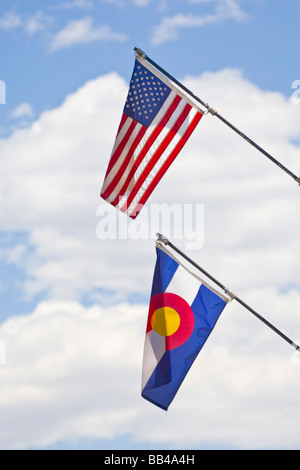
[157,242,230,303]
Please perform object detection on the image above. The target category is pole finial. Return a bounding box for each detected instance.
[134,47,146,59]
[156,233,169,245]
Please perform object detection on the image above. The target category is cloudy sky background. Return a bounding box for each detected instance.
[0,0,300,450]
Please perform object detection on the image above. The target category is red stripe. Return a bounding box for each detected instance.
[109,94,182,206]
[129,111,202,218]
[121,102,195,213]
[101,116,138,198]
[102,114,128,176]
[101,124,147,201]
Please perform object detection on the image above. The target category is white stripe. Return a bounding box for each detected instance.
[127,107,199,216]
[141,330,165,390]
[166,264,201,306]
[157,244,230,303]
[101,117,142,194]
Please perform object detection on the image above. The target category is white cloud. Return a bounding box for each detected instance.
[0,300,145,449]
[101,0,126,6]
[216,0,248,20]
[152,13,214,44]
[10,103,34,120]
[0,68,300,448]
[152,0,249,44]
[101,0,166,8]
[132,0,150,6]
[55,0,94,8]
[0,10,53,37]
[24,11,53,35]
[0,11,21,30]
[49,17,127,50]
[1,293,300,449]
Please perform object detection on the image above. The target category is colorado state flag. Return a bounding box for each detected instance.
[141,244,229,410]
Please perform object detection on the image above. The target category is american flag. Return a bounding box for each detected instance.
[100,57,203,219]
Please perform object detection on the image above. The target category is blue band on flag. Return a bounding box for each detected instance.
[150,247,179,296]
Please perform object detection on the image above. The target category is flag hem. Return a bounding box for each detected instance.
[141,391,168,411]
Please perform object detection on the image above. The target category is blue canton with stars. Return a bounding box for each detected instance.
[123,60,172,127]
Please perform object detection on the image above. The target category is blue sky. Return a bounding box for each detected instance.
[0,0,300,451]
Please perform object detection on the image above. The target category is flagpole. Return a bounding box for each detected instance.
[156,233,300,352]
[135,47,300,185]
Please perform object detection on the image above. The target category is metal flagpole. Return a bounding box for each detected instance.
[156,233,300,352]
[135,47,300,185]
